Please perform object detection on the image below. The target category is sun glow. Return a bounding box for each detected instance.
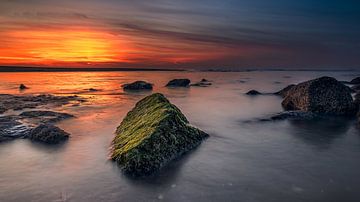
[0,28,130,66]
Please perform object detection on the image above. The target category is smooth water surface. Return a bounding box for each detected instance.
[0,71,360,202]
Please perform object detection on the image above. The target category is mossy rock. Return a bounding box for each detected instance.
[111,93,209,176]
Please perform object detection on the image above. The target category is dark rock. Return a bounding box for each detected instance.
[28,124,70,144]
[274,84,296,97]
[166,79,191,87]
[0,94,85,112]
[122,81,153,91]
[350,77,360,84]
[246,90,262,95]
[259,111,318,121]
[0,106,5,114]
[88,88,99,92]
[19,84,28,90]
[0,116,31,141]
[190,79,212,87]
[19,110,74,123]
[351,85,360,92]
[111,93,209,176]
[282,77,357,116]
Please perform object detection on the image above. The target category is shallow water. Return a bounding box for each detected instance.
[1,71,360,202]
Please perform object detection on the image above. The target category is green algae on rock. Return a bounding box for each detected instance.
[111,93,209,176]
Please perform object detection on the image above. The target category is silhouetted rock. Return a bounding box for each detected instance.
[29,124,70,144]
[246,90,262,95]
[166,79,190,87]
[350,77,360,84]
[274,84,296,97]
[19,84,28,90]
[88,88,99,92]
[190,79,212,87]
[122,81,153,91]
[282,77,357,116]
[111,93,208,176]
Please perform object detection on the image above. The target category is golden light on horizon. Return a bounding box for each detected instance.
[0,28,131,66]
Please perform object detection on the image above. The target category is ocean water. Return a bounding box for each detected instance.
[0,71,360,202]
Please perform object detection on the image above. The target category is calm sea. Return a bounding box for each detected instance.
[0,71,360,202]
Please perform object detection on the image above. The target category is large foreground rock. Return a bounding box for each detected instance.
[28,124,70,144]
[166,79,190,87]
[274,84,296,97]
[111,93,209,176]
[282,77,357,116]
[122,81,153,91]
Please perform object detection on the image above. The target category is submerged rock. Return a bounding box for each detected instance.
[351,85,360,92]
[350,77,360,85]
[246,90,262,95]
[122,81,153,91]
[259,111,319,122]
[166,79,190,87]
[274,84,296,97]
[0,94,84,112]
[0,116,30,141]
[19,84,28,90]
[111,93,208,176]
[28,124,70,144]
[19,110,74,123]
[282,77,356,116]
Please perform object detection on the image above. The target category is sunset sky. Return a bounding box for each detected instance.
[0,0,359,70]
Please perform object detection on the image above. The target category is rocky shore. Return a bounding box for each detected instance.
[0,94,83,143]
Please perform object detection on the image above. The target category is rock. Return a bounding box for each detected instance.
[19,84,28,90]
[19,110,74,123]
[88,88,99,92]
[274,84,296,97]
[166,79,191,87]
[190,79,212,87]
[0,94,85,112]
[122,81,153,91]
[28,124,70,144]
[111,93,209,176]
[259,111,318,121]
[246,90,262,95]
[0,116,31,141]
[351,85,360,92]
[0,106,5,114]
[350,77,360,84]
[282,77,357,116]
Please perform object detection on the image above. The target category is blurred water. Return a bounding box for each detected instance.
[0,71,360,202]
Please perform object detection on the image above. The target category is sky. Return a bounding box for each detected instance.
[0,0,359,70]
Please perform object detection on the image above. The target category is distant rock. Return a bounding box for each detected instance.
[190,79,212,87]
[350,77,360,84]
[28,124,70,144]
[88,88,99,92]
[282,76,357,116]
[19,84,28,90]
[122,81,153,91]
[274,84,296,97]
[111,93,208,176]
[246,90,262,95]
[166,79,190,87]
